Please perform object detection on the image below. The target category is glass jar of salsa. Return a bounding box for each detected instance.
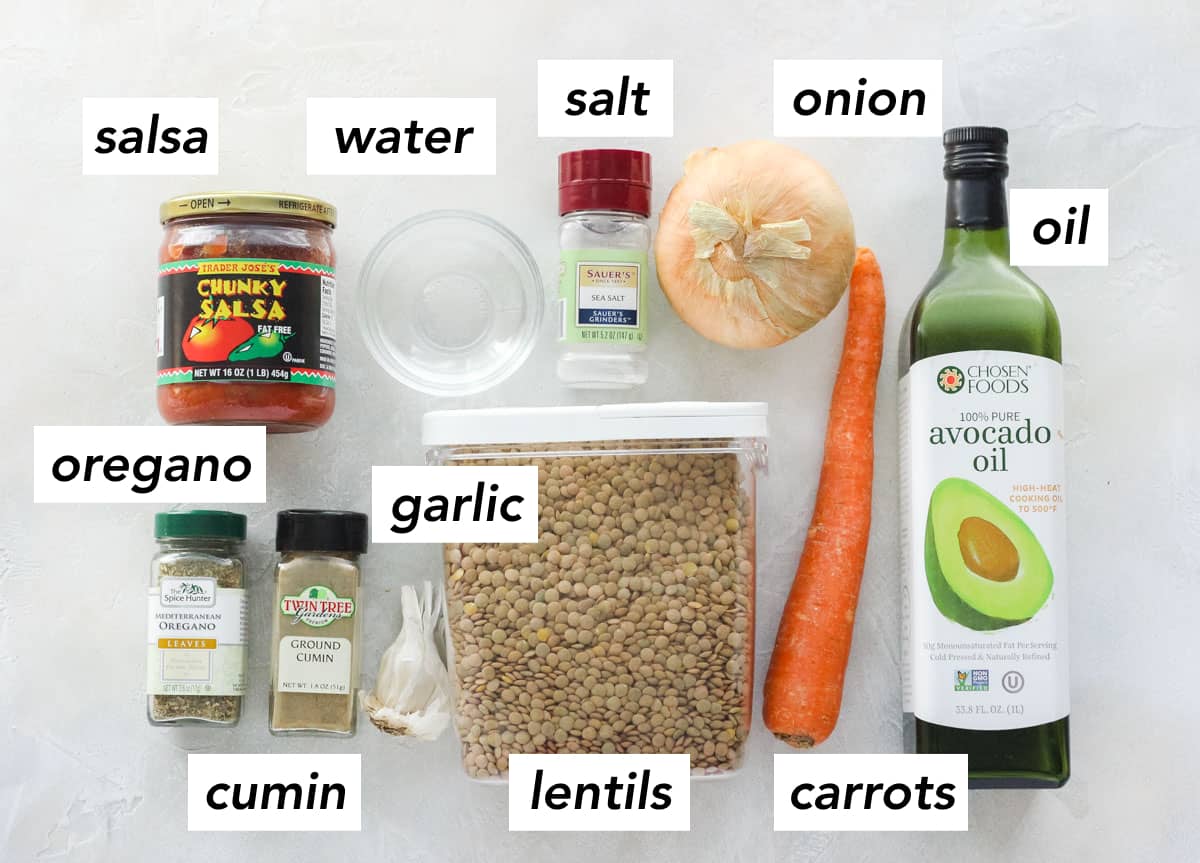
[158,192,337,433]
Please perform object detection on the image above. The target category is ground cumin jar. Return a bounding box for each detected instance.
[157,192,337,433]
[269,509,367,737]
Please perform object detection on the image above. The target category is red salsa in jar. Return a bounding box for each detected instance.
[157,192,337,433]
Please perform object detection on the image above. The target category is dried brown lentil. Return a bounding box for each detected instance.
[444,443,755,778]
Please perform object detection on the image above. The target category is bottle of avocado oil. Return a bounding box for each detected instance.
[899,127,1069,788]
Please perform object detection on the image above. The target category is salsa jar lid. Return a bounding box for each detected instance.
[159,192,337,227]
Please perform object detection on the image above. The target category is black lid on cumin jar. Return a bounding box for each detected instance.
[276,509,368,554]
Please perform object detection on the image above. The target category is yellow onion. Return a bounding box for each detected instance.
[655,140,855,349]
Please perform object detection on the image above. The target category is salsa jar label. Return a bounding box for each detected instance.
[157,257,335,388]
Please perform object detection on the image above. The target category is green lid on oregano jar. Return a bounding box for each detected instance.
[155,510,247,541]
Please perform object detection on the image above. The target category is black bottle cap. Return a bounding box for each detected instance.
[943,126,1008,178]
[276,509,368,554]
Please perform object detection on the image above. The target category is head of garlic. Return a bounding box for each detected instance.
[360,581,452,741]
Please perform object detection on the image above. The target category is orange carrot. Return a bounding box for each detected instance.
[763,247,886,748]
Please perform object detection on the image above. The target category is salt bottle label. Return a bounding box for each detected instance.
[558,249,647,344]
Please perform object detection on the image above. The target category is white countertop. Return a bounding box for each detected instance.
[3,1,1198,860]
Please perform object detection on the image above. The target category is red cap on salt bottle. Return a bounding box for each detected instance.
[558,149,652,217]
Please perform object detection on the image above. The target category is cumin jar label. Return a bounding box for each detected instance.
[157,258,336,388]
[277,636,353,695]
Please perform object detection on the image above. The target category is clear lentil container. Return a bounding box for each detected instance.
[423,402,767,779]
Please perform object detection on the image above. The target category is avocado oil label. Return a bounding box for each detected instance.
[899,350,1069,730]
[558,249,647,345]
[157,258,336,388]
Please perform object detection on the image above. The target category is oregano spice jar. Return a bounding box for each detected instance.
[269,510,367,736]
[147,510,248,726]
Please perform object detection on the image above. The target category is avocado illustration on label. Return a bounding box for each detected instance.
[228,331,293,362]
[924,477,1053,631]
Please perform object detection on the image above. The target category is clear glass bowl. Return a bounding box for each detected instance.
[357,210,543,396]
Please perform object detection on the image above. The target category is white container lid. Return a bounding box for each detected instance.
[422,401,768,446]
